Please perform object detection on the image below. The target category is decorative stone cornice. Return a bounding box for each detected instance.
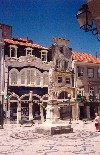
[5,55,52,70]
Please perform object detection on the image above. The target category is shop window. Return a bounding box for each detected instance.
[77,67,83,77]
[58,76,62,83]
[87,68,94,78]
[10,102,17,121]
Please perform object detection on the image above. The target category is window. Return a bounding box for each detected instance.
[11,47,16,57]
[27,50,32,55]
[97,68,100,78]
[41,50,48,62]
[89,87,94,96]
[66,78,70,84]
[58,76,62,83]
[64,61,68,70]
[10,45,18,58]
[60,47,63,53]
[58,91,68,99]
[27,70,34,85]
[43,74,49,85]
[11,71,17,84]
[36,73,40,85]
[56,59,60,69]
[77,67,83,77]
[41,52,46,61]
[88,68,94,78]
[21,71,25,84]
[25,47,33,56]
[77,88,84,97]
[20,68,42,86]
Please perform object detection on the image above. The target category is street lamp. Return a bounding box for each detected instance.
[0,91,4,129]
[68,93,71,124]
[76,4,100,41]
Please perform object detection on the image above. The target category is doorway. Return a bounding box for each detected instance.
[10,102,17,121]
[21,102,29,120]
[33,101,40,120]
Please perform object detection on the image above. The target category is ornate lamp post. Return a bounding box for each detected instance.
[76,4,100,41]
[68,93,72,124]
[0,91,4,129]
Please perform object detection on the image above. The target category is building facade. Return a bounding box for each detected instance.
[0,24,100,124]
[4,37,51,123]
[73,52,100,119]
[3,37,76,123]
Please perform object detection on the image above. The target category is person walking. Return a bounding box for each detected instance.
[95,113,100,132]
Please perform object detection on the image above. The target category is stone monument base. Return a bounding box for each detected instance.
[35,121,73,135]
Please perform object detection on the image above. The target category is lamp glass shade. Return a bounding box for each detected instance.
[76,4,93,31]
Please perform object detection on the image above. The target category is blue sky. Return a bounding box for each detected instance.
[0,0,99,56]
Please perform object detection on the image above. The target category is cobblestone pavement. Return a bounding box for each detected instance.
[0,120,100,155]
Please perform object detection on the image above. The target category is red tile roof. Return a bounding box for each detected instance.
[4,39,47,49]
[72,51,100,64]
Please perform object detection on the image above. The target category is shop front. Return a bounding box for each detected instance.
[84,102,100,119]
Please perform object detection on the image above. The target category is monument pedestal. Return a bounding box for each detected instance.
[35,121,73,135]
[35,100,73,135]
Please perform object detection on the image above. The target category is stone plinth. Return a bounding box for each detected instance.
[35,99,73,135]
[35,122,73,135]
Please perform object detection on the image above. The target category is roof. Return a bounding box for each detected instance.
[72,51,100,64]
[4,39,47,49]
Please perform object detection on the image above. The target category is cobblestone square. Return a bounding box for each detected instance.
[0,120,100,155]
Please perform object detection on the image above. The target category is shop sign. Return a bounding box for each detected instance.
[76,97,81,102]
[88,81,100,85]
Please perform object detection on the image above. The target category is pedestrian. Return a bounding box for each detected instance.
[94,113,100,132]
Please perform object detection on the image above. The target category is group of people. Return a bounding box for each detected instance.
[95,113,100,132]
